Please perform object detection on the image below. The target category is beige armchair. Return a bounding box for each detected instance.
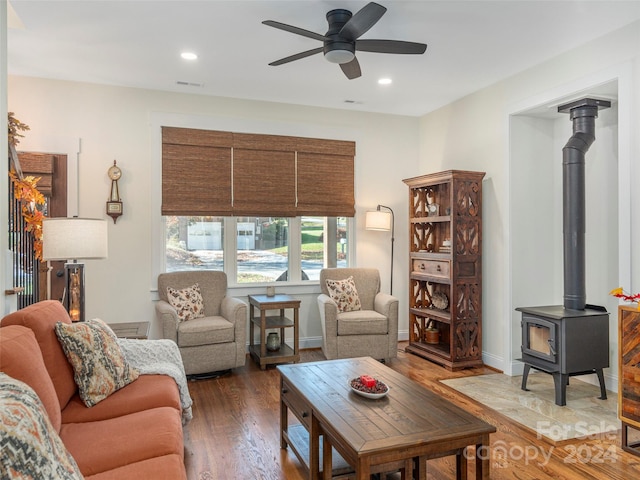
[317,268,399,363]
[156,271,246,376]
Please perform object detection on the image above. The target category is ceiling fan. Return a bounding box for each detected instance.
[262,2,427,80]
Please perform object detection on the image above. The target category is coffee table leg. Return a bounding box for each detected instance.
[475,440,490,480]
[279,379,288,449]
[456,448,467,480]
[414,456,427,480]
[310,416,320,480]
[322,433,332,480]
[356,460,370,480]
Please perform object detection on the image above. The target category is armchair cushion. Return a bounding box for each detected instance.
[54,318,139,407]
[337,310,388,336]
[325,276,362,313]
[177,316,234,348]
[166,283,204,322]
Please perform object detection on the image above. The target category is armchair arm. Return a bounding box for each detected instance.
[374,293,398,318]
[155,300,179,343]
[221,296,247,335]
[221,296,248,359]
[317,293,339,360]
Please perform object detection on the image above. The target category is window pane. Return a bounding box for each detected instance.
[237,217,289,283]
[301,217,324,281]
[165,216,224,272]
[302,217,349,281]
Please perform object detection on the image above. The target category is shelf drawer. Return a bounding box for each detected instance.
[282,381,311,429]
[412,259,450,279]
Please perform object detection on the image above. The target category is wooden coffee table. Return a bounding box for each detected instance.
[278,357,495,480]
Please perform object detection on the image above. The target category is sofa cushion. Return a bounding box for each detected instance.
[326,276,362,313]
[62,374,181,424]
[0,373,83,480]
[0,325,62,432]
[60,406,183,477]
[1,300,77,409]
[177,315,234,347]
[85,454,186,480]
[55,318,139,407]
[166,283,205,322]
[337,310,388,336]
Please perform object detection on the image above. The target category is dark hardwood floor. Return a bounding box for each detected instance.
[184,343,640,479]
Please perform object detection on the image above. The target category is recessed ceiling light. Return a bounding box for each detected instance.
[378,78,392,85]
[181,52,198,60]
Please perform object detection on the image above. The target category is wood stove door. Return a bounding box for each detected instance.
[521,315,557,363]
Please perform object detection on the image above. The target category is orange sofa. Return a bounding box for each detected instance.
[0,301,187,479]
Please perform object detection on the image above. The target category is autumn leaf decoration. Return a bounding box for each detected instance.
[8,113,45,260]
[610,287,640,311]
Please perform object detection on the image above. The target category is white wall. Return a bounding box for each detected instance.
[6,76,419,343]
[418,20,640,390]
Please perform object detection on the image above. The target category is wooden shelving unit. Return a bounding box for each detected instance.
[403,170,485,370]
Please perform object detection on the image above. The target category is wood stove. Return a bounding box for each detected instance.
[517,98,611,406]
[517,305,608,406]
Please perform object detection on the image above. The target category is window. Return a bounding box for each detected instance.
[165,216,349,283]
[237,217,289,283]
[165,216,224,272]
[301,217,348,281]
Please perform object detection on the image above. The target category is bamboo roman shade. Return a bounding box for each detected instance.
[162,128,233,216]
[161,127,355,217]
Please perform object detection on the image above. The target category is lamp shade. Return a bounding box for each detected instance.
[365,210,392,231]
[42,218,108,261]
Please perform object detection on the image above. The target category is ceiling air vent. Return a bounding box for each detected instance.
[176,81,204,88]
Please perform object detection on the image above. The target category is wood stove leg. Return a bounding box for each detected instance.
[596,368,607,400]
[521,364,531,391]
[553,373,568,406]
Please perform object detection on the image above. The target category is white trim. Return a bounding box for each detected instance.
[503,62,633,377]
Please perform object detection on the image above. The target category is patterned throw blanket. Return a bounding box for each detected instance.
[117,338,193,424]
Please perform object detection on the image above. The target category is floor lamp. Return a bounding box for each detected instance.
[42,218,108,322]
[365,205,394,295]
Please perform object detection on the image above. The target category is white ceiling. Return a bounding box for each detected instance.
[7,0,640,117]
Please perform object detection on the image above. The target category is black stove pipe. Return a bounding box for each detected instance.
[558,98,610,311]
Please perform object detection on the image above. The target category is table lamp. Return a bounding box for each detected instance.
[42,218,108,322]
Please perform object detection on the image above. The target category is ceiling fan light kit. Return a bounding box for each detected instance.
[324,44,355,64]
[263,2,427,79]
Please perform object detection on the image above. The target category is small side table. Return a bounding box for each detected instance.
[107,321,150,339]
[248,294,300,370]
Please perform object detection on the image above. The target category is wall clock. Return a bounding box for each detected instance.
[106,160,123,223]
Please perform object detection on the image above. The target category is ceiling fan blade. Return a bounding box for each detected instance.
[262,20,327,42]
[339,2,387,40]
[268,47,324,66]
[356,39,427,54]
[340,57,361,80]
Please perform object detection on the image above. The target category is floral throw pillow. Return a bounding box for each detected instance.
[54,318,139,407]
[0,373,84,479]
[325,276,362,313]
[166,283,205,322]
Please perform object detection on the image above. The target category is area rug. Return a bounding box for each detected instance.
[440,373,619,443]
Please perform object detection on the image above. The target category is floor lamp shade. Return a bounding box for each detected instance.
[365,210,392,231]
[365,205,395,295]
[42,218,108,322]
